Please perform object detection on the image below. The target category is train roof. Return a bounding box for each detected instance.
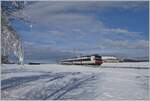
[80,54,101,57]
[102,56,118,60]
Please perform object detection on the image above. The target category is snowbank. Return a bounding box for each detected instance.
[101,62,149,69]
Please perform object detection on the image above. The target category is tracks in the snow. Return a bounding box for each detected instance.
[21,72,97,100]
[2,69,98,100]
[43,74,97,100]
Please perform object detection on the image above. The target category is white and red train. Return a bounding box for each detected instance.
[59,54,103,65]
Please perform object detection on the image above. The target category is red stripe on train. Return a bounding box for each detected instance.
[95,60,103,65]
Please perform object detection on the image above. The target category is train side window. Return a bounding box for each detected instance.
[82,58,91,61]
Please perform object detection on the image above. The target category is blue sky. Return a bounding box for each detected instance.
[11,1,149,63]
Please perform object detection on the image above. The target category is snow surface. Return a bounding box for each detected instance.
[1,62,149,100]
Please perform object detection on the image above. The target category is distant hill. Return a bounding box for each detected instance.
[123,58,149,62]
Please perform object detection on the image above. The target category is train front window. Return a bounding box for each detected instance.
[95,57,102,60]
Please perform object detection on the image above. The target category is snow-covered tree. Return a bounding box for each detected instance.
[1,1,30,64]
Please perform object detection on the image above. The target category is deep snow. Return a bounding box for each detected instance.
[1,62,149,100]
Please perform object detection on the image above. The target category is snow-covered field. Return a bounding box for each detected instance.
[1,62,149,100]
